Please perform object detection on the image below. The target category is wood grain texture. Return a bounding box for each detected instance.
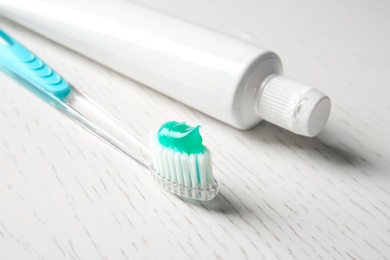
[1,0,390,259]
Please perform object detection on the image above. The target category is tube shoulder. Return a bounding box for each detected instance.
[232,51,283,129]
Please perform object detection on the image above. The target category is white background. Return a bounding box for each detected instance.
[1,0,390,259]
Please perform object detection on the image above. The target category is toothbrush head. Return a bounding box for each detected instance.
[149,121,218,201]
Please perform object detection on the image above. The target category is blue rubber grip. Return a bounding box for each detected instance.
[0,30,71,98]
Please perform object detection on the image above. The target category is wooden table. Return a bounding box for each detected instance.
[1,0,389,259]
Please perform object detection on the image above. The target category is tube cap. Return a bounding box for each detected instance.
[257,75,331,137]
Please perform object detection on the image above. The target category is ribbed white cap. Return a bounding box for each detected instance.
[257,75,331,137]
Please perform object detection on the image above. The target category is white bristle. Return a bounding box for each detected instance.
[167,149,177,183]
[149,132,218,201]
[162,149,171,181]
[189,154,198,188]
[197,153,207,188]
[180,154,191,187]
[174,153,184,186]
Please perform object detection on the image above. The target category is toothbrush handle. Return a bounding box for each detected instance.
[0,30,70,98]
[0,30,151,167]
[64,86,152,168]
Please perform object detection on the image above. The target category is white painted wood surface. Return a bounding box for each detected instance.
[1,0,390,259]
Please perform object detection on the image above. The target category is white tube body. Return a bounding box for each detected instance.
[0,0,283,129]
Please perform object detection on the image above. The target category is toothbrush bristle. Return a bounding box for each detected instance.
[149,133,218,201]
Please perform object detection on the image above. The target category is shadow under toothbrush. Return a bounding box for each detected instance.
[181,192,246,215]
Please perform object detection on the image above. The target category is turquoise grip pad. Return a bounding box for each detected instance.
[0,30,70,98]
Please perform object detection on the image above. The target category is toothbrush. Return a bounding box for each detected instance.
[0,30,218,201]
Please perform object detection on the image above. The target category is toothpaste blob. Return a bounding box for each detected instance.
[157,121,205,154]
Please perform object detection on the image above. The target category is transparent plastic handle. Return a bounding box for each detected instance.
[63,86,152,167]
